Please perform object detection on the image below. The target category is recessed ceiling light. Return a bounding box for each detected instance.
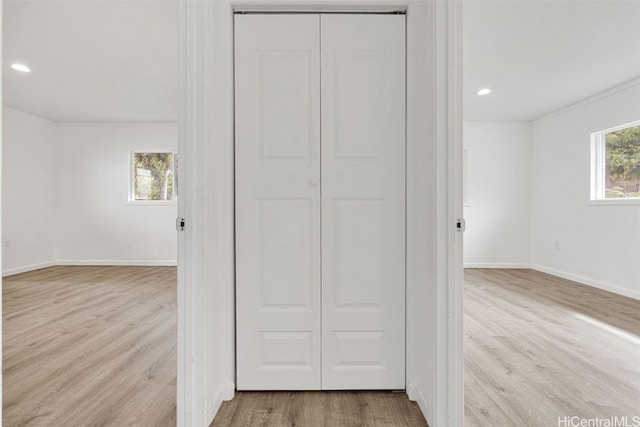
[477,88,491,96]
[11,63,31,73]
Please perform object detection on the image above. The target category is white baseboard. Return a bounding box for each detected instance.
[3,260,56,277]
[406,383,432,426]
[55,259,178,267]
[220,382,235,401]
[530,264,640,301]
[3,260,177,277]
[464,262,531,269]
[206,383,235,426]
[464,262,639,301]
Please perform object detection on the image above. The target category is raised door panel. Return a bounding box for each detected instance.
[320,14,406,390]
[235,14,321,390]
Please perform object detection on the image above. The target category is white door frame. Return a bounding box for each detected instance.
[177,1,463,426]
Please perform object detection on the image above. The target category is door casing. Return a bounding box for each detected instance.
[177,1,463,426]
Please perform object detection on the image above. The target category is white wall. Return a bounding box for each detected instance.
[463,122,531,267]
[531,82,640,300]
[55,123,177,265]
[2,107,57,274]
[2,110,178,275]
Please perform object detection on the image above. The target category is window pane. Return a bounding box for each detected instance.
[604,124,640,199]
[133,152,174,201]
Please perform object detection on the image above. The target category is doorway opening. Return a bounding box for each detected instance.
[2,1,180,425]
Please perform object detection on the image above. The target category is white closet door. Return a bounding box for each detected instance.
[320,14,406,390]
[235,14,321,390]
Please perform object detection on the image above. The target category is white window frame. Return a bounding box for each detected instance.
[590,119,640,205]
[128,150,177,205]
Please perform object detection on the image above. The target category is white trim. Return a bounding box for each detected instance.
[2,260,178,277]
[406,383,432,424]
[124,201,178,206]
[593,118,640,135]
[231,0,410,12]
[179,1,237,425]
[176,0,188,424]
[587,199,640,206]
[128,150,178,203]
[535,77,640,123]
[2,107,178,127]
[126,148,179,154]
[590,119,640,202]
[445,0,464,425]
[464,263,530,269]
[590,130,603,201]
[464,263,640,302]
[220,383,235,401]
[233,6,407,12]
[206,383,236,423]
[3,261,57,277]
[1,9,4,425]
[55,260,178,267]
[404,2,439,424]
[530,264,640,301]
[179,2,463,426]
[55,121,178,128]
[463,120,532,125]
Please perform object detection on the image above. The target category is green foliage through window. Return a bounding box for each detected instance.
[604,124,640,199]
[133,152,175,201]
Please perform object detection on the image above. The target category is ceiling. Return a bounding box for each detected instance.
[3,1,639,123]
[464,0,640,122]
[3,0,178,123]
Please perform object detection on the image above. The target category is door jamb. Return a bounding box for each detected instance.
[177,1,463,426]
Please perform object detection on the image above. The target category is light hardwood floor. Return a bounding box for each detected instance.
[465,269,640,426]
[211,391,428,427]
[4,267,638,427]
[3,266,176,427]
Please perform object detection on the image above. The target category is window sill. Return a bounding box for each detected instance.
[588,199,640,206]
[125,201,177,206]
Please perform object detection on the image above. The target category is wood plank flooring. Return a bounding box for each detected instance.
[211,391,428,427]
[4,266,639,426]
[464,269,640,427]
[2,266,176,427]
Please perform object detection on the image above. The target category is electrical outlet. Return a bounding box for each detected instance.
[554,241,560,250]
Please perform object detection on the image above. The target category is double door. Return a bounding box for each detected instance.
[235,13,405,390]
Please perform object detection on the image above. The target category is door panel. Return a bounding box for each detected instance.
[259,52,314,160]
[235,13,405,391]
[257,199,313,309]
[321,14,406,390]
[235,14,321,390]
[333,52,384,159]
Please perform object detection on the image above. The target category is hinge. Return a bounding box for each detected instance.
[176,217,186,231]
[456,218,465,233]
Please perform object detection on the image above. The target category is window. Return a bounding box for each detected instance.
[130,152,176,202]
[591,121,640,200]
